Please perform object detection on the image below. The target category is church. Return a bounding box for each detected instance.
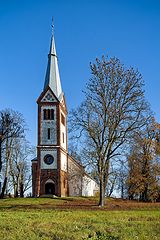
[31,29,99,197]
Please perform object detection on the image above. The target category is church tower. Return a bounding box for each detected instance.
[32,29,68,197]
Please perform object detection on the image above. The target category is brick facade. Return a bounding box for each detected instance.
[32,87,68,197]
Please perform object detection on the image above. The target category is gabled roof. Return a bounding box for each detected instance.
[37,85,59,104]
[43,32,63,100]
[31,157,37,163]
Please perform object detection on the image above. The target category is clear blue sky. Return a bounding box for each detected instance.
[0,0,160,146]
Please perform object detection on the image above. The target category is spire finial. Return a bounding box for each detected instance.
[51,17,54,36]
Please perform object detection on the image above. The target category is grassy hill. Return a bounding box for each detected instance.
[0,197,159,240]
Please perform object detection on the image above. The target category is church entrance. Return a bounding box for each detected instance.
[45,182,55,195]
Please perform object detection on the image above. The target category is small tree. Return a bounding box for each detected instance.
[106,166,117,197]
[127,119,160,202]
[69,56,149,207]
[116,157,128,199]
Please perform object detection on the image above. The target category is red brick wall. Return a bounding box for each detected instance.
[40,169,58,195]
[33,87,68,197]
[32,161,38,197]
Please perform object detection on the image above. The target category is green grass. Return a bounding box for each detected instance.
[0,198,160,240]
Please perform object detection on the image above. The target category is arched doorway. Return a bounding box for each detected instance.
[45,181,55,195]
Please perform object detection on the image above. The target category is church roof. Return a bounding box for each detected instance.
[68,154,98,184]
[44,32,62,100]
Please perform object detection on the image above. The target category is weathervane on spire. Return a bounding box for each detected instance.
[51,17,54,36]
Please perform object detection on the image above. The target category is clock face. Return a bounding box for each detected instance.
[44,154,54,165]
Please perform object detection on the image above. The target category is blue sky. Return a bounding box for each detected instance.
[0,0,160,146]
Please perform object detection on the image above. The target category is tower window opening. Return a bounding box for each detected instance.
[43,109,47,120]
[61,114,65,126]
[43,109,54,120]
[62,132,65,143]
[51,109,54,120]
[44,154,54,165]
[48,109,51,120]
[48,128,51,140]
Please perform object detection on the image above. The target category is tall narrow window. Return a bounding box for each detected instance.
[48,128,50,140]
[48,109,51,120]
[43,109,47,120]
[51,109,54,120]
[62,132,65,143]
[61,114,65,126]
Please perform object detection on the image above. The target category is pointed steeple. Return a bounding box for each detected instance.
[44,25,62,100]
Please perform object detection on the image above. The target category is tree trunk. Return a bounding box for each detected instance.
[99,177,105,207]
[129,194,134,200]
[108,178,116,197]
[0,138,9,199]
[14,184,19,198]
[20,183,24,198]
[0,138,2,194]
[121,183,124,199]
[0,177,7,198]
[141,187,148,202]
[0,138,2,173]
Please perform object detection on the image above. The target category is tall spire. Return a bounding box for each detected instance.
[44,20,62,99]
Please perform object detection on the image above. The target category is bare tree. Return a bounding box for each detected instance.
[0,109,25,198]
[10,138,35,197]
[69,56,149,207]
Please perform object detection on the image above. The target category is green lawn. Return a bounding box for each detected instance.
[0,198,159,240]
